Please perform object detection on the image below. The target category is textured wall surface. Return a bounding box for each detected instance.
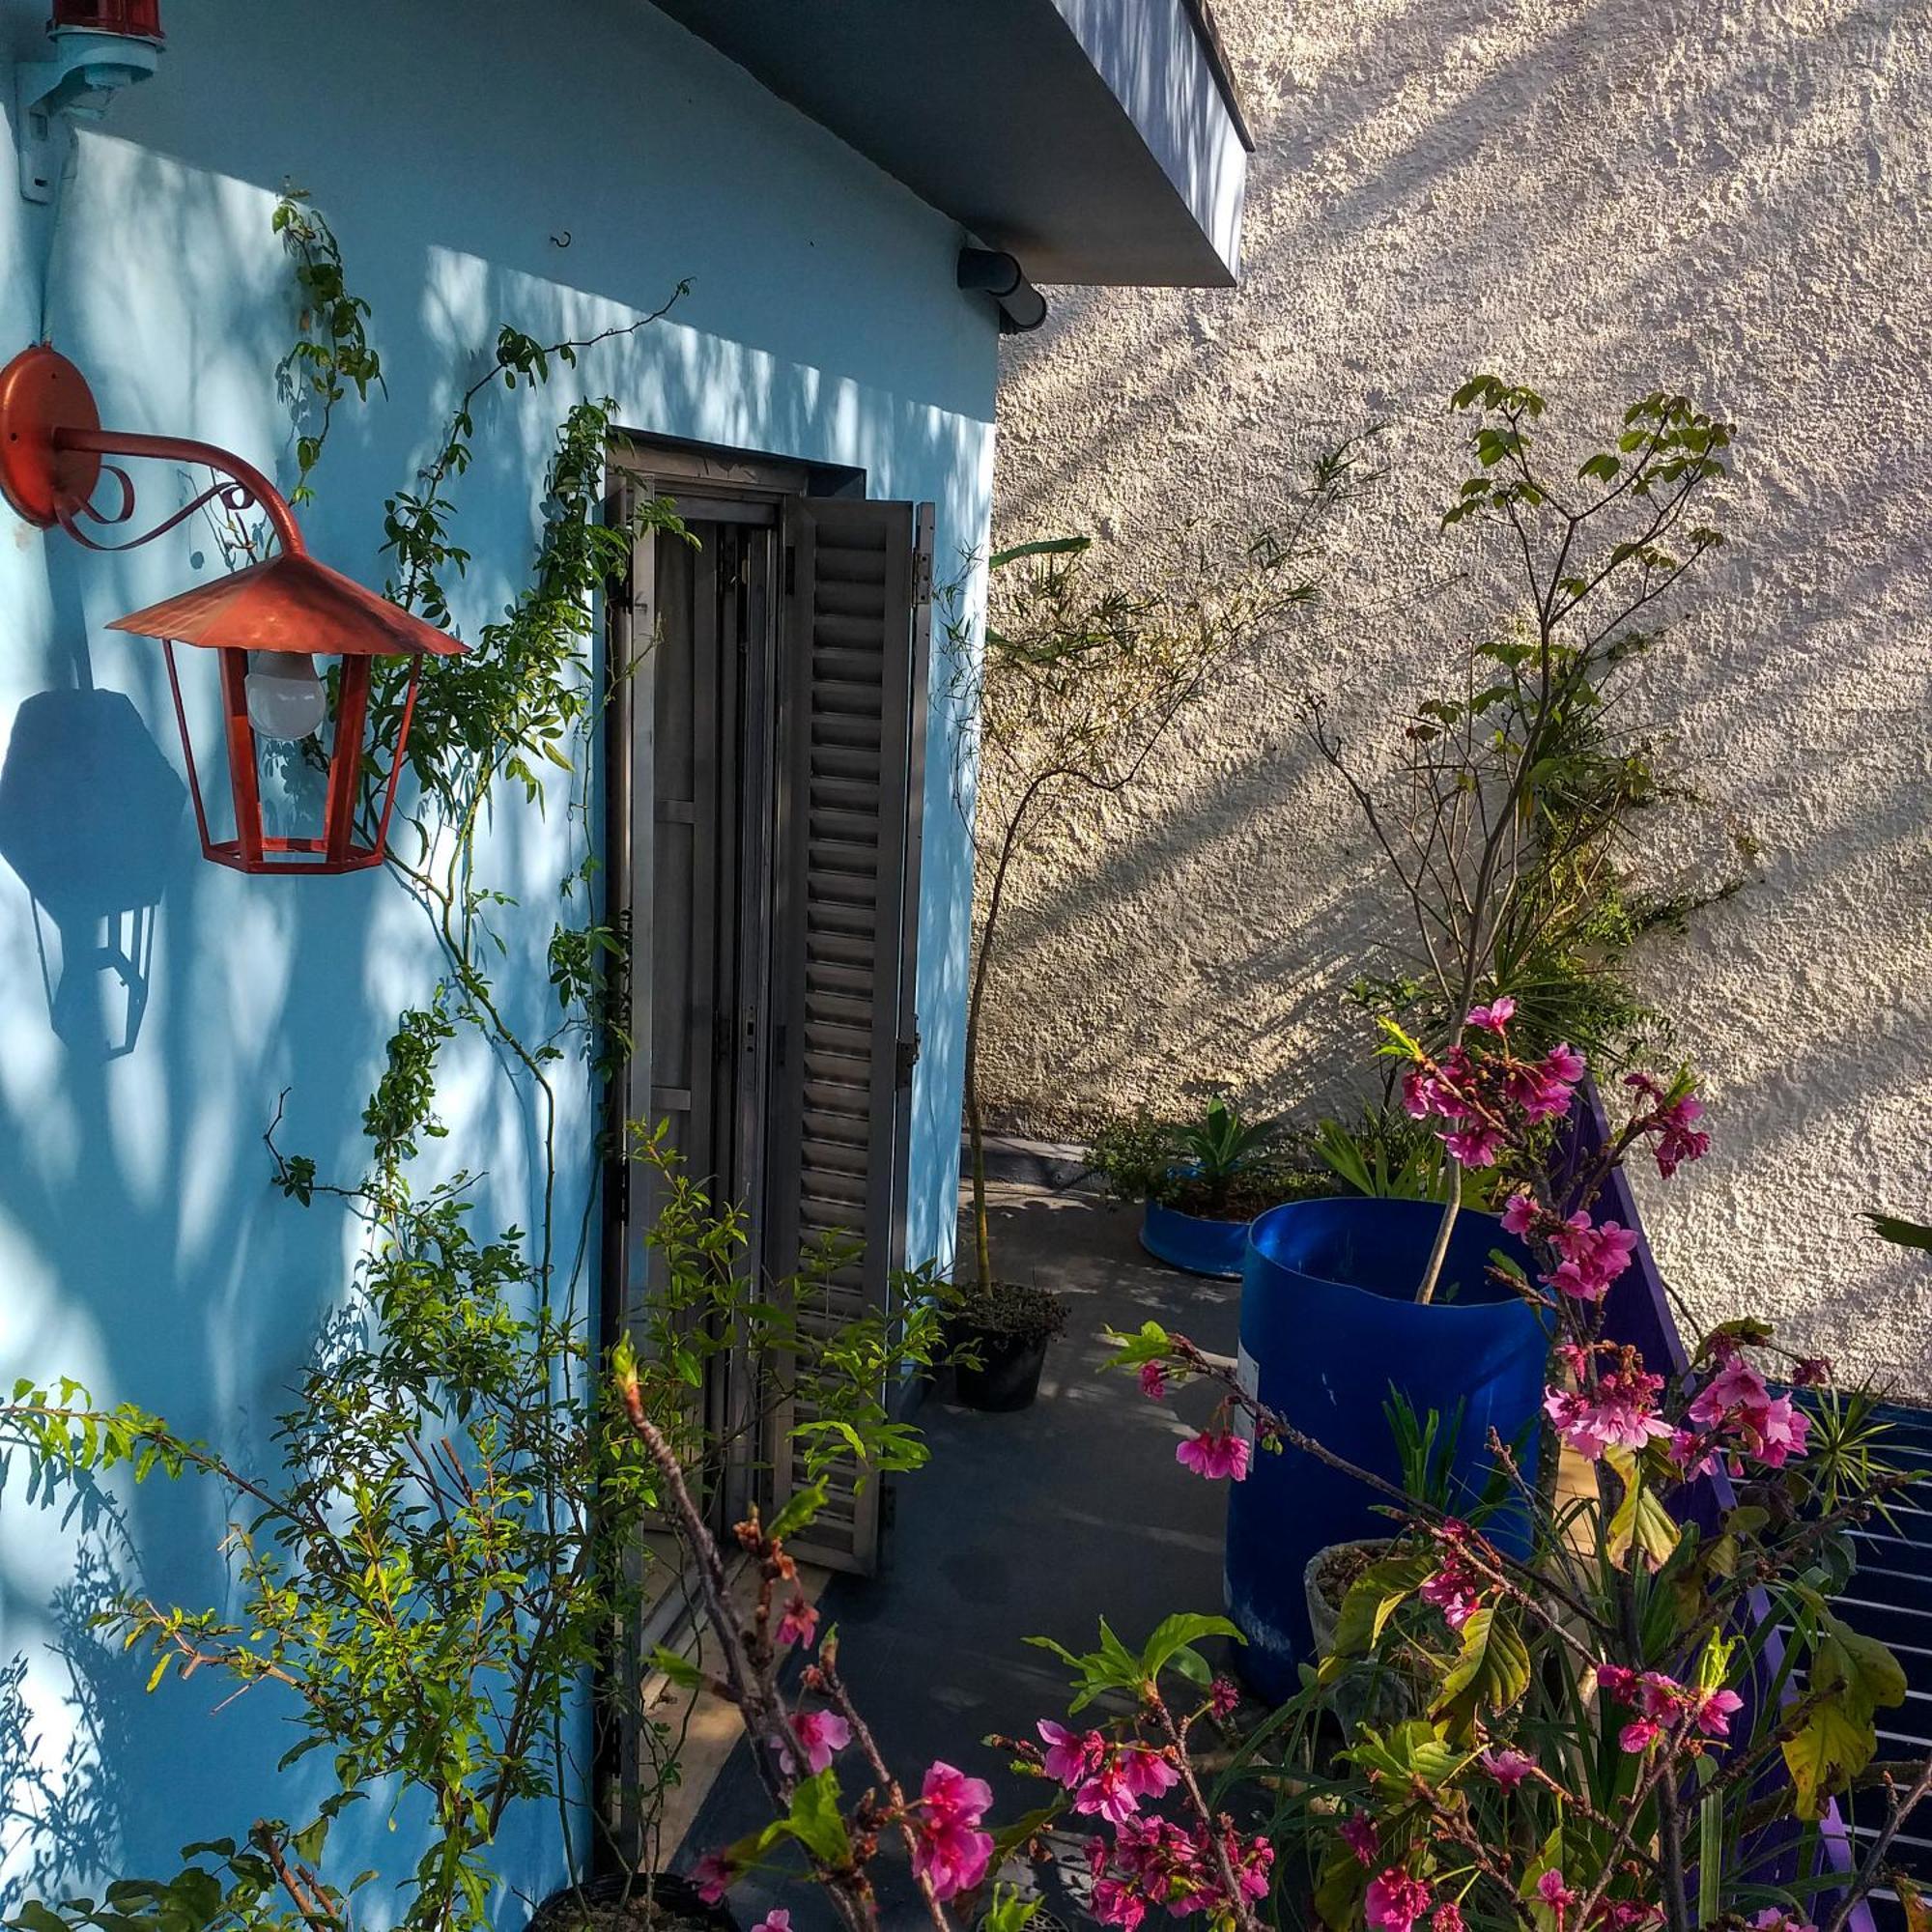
[989,0,1932,1389]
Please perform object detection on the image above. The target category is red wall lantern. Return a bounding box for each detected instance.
[0,344,462,874]
[49,0,163,38]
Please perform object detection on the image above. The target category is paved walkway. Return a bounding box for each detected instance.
[677,1180,1243,1929]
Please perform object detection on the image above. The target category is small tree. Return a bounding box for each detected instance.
[1311,379,1745,1300]
[952,451,1369,1298]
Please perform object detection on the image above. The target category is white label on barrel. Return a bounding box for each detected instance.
[1234,1344,1259,1444]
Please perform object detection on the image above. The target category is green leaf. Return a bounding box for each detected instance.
[1140,1612,1242,1682]
[1325,1555,1434,1662]
[785,1769,852,1867]
[1431,1606,1531,1739]
[649,1646,703,1690]
[1605,1452,1682,1572]
[767,1479,828,1544]
[1345,1719,1467,1788]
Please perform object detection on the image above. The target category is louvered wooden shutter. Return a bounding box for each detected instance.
[766,497,932,1573]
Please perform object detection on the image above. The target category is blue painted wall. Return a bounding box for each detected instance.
[0,0,993,1911]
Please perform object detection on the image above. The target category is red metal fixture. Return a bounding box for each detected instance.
[49,0,163,39]
[0,344,462,874]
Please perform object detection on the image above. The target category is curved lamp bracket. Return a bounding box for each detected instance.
[0,346,304,555]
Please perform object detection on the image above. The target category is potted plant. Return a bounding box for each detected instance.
[1208,380,1742,1692]
[1092,1097,1338,1279]
[948,1279,1069,1411]
[529,1874,738,1932]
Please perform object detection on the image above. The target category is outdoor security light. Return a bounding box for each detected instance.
[0,344,463,874]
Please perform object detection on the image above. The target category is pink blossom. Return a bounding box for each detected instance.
[911,1761,994,1901]
[1595,1664,1639,1700]
[1538,1871,1578,1923]
[1340,1811,1378,1866]
[773,1707,851,1776]
[1118,1747,1179,1802]
[1091,1878,1146,1929]
[1618,1717,1662,1753]
[1139,1360,1167,1400]
[1694,1687,1745,1739]
[1444,1123,1504,1168]
[1510,1065,1578,1125]
[1420,1553,1485,1631]
[1751,1912,1818,1932]
[1037,1719,1102,1787]
[1208,1677,1240,1719]
[1367,1868,1435,1932]
[1434,1904,1467,1932]
[1501,1192,1539,1236]
[1480,1747,1535,1789]
[1074,1762,1141,1826]
[1543,1042,1586,1083]
[1688,1355,1769,1428]
[1791,1356,1833,1389]
[1666,1428,1719,1478]
[1626,1074,1711,1177]
[1176,1429,1250,1481]
[777,1594,819,1649]
[1465,997,1517,1034]
[691,1854,733,1906]
[1542,1214,1639,1303]
[752,1916,791,1932]
[1748,1393,1809,1468]
[1545,1368,1671,1461]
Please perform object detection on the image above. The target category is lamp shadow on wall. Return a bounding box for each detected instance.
[0,686,186,1062]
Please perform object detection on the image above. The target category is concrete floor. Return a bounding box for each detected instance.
[675,1180,1243,1929]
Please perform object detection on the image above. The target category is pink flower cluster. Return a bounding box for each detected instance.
[1037,1719,1179,1825]
[1402,1001,1585,1168]
[1419,1548,1486,1632]
[1544,1345,1671,1462]
[1502,1194,1640,1304]
[910,1760,994,1900]
[1624,1071,1712,1179]
[1595,1665,1743,1753]
[1674,1349,1809,1474]
[1364,1868,1463,1932]
[1086,1813,1272,1928]
[1175,1428,1250,1482]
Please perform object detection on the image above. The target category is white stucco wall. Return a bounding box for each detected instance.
[988,0,1932,1390]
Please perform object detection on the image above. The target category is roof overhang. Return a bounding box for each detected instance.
[646,0,1253,287]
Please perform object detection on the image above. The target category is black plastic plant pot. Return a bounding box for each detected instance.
[952,1322,1050,1411]
[528,1873,739,1932]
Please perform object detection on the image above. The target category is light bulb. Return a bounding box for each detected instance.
[243,652,327,741]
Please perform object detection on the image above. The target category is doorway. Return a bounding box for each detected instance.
[606,442,935,1572]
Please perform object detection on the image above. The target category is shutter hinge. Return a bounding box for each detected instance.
[895,1030,922,1089]
[912,547,933,605]
[784,544,797,596]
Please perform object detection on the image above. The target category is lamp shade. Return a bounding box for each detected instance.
[106,551,462,659]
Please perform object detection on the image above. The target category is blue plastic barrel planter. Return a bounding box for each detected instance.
[1223,1196,1549,1703]
[1141,1197,1251,1278]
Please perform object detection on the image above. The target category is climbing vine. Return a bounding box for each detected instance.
[0,193,949,1932]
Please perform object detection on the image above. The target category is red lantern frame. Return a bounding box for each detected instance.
[49,0,164,39]
[0,345,462,874]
